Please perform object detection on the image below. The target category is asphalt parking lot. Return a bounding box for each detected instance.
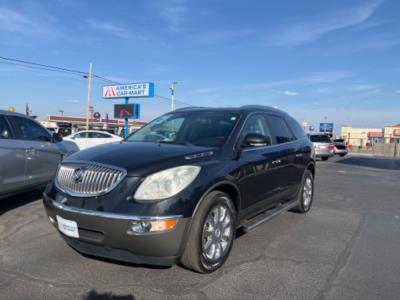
[1,154,399,300]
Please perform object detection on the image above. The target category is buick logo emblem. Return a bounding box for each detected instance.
[73,168,85,183]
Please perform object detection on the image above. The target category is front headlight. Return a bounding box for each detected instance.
[134,165,201,201]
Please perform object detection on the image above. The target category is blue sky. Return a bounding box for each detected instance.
[0,0,399,132]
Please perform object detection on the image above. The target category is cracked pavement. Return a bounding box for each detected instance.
[1,155,400,299]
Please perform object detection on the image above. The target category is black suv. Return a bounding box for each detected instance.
[43,106,315,273]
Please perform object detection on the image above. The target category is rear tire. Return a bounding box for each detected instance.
[340,154,346,157]
[181,191,236,273]
[321,156,329,161]
[291,170,314,214]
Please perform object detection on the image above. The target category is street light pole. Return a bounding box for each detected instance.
[86,63,93,130]
[170,81,178,111]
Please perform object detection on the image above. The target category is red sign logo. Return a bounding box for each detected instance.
[104,87,116,97]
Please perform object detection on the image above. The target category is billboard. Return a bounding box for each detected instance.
[114,104,140,119]
[319,123,334,133]
[103,82,154,99]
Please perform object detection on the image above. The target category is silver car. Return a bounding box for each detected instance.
[309,134,334,161]
[0,110,79,199]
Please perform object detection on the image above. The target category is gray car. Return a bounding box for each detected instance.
[309,134,334,161]
[0,110,79,199]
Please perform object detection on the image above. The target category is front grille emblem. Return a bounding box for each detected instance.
[73,168,85,183]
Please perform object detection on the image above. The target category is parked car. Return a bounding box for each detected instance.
[309,134,335,160]
[0,110,79,199]
[64,130,123,150]
[332,139,348,157]
[43,106,315,273]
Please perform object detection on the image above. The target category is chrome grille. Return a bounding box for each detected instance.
[55,163,127,197]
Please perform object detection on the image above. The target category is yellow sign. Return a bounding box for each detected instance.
[8,106,16,113]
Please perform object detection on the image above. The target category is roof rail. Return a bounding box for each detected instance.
[173,106,203,111]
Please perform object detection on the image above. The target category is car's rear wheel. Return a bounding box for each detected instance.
[292,170,314,213]
[181,191,236,273]
[321,156,329,161]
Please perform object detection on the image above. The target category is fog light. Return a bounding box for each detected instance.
[128,219,178,234]
[49,216,55,224]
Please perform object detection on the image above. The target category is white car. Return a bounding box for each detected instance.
[64,130,123,150]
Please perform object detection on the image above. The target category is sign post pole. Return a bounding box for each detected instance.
[124,97,129,139]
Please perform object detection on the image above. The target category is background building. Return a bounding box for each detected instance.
[383,124,400,144]
[340,126,383,147]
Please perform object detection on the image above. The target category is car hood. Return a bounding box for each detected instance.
[63,141,217,176]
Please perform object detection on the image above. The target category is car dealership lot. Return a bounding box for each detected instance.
[1,155,399,300]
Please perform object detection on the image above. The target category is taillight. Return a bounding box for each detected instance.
[328,144,335,150]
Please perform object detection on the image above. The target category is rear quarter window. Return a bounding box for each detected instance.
[285,116,305,139]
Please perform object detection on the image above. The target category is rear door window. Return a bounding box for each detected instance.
[0,115,12,139]
[8,116,51,142]
[88,132,112,138]
[266,115,295,144]
[285,116,305,139]
[310,135,332,143]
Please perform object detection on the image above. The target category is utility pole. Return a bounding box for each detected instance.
[86,63,93,130]
[170,81,178,111]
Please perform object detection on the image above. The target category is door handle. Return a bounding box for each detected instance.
[25,147,35,155]
[271,159,281,164]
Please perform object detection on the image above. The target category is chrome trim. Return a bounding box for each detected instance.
[51,199,183,221]
[55,161,127,197]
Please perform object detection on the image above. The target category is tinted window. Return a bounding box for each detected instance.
[88,132,111,138]
[128,112,239,147]
[240,114,272,146]
[266,115,295,144]
[8,116,51,142]
[333,139,345,143]
[73,132,89,139]
[310,135,332,143]
[0,116,12,139]
[286,116,305,139]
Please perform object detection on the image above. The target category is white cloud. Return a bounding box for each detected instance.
[271,0,384,46]
[156,0,188,32]
[0,6,52,34]
[279,90,299,96]
[348,84,381,92]
[86,19,130,38]
[66,99,80,104]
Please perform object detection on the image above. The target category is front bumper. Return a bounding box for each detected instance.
[43,193,191,266]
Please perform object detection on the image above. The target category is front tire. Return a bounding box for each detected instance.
[292,170,314,214]
[181,191,236,273]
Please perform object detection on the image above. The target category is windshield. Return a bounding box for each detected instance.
[127,111,240,147]
[310,135,332,143]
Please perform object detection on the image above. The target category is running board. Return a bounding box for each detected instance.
[242,200,298,232]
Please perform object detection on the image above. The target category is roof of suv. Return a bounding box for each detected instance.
[0,110,29,117]
[174,105,288,115]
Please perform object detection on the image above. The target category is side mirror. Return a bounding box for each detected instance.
[52,132,63,143]
[242,133,271,148]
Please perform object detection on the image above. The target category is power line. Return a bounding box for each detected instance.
[0,55,194,106]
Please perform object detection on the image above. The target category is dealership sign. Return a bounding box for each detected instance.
[103,82,154,99]
[319,123,334,132]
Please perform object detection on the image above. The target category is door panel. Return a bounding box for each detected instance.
[7,115,62,188]
[0,116,26,194]
[237,146,286,212]
[25,141,62,186]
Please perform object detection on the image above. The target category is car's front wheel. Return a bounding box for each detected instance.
[181,191,236,273]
